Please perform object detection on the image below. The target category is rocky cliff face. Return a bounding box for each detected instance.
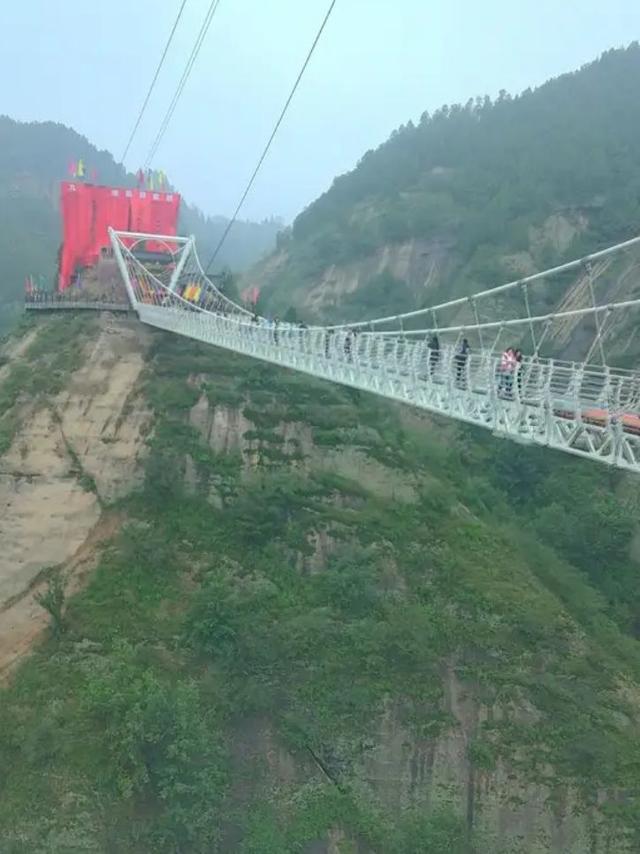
[184,393,620,854]
[253,211,640,368]
[0,314,151,674]
[251,235,453,320]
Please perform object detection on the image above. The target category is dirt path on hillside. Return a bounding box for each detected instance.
[0,511,122,681]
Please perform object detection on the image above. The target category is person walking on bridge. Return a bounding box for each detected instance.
[514,348,524,399]
[427,333,440,378]
[454,338,470,388]
[324,328,334,359]
[298,320,308,350]
[498,347,517,398]
[344,329,354,362]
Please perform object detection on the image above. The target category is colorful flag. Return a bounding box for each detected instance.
[68,161,77,177]
[77,158,85,178]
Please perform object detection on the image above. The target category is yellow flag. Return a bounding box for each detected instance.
[77,158,85,178]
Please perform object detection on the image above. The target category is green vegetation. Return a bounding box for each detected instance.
[0,314,94,453]
[260,45,640,322]
[34,573,68,639]
[1,327,640,851]
[461,432,640,634]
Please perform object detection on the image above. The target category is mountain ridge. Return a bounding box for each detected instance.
[251,44,640,343]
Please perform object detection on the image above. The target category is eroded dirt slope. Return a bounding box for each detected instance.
[0,315,152,672]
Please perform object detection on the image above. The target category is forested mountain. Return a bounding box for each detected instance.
[255,45,640,328]
[4,44,640,854]
[0,116,280,331]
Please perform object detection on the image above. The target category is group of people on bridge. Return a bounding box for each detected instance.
[427,334,472,387]
[242,316,529,400]
[427,334,525,397]
[134,274,533,403]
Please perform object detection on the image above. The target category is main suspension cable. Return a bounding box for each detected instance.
[120,0,189,164]
[204,0,337,272]
[144,0,223,168]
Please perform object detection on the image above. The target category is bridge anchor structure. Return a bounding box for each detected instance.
[105,228,640,473]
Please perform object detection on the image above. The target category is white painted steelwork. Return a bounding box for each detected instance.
[109,228,640,473]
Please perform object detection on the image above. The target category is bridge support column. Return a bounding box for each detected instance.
[168,236,195,292]
[109,228,137,309]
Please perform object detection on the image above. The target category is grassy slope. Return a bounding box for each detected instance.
[1,320,640,852]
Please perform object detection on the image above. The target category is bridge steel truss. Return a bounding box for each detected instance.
[109,228,640,474]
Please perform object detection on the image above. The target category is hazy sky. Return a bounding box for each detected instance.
[2,1,640,223]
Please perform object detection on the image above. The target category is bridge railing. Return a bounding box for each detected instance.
[135,302,640,430]
[107,227,640,470]
[111,228,640,432]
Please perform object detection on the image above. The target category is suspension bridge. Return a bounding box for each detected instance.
[36,227,627,475]
[20,0,634,473]
[27,2,640,470]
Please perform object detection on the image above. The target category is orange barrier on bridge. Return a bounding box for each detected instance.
[59,182,181,290]
[554,407,640,435]
[581,408,640,434]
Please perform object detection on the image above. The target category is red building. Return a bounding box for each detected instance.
[58,182,181,290]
